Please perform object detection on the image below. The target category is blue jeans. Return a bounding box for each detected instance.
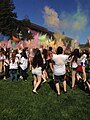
[9,69,18,80]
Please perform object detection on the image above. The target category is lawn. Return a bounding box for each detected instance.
[0,72,90,120]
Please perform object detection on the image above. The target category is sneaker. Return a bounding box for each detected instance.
[64,91,67,93]
[4,77,6,80]
[24,80,27,81]
[57,93,60,96]
[20,76,23,79]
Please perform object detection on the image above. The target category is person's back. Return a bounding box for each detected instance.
[68,49,80,90]
[32,49,43,94]
[52,54,68,76]
[52,46,68,96]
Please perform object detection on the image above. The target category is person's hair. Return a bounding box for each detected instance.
[82,49,89,58]
[21,49,27,59]
[56,46,63,54]
[69,49,79,62]
[14,49,18,54]
[49,47,52,51]
[32,49,43,68]
[42,49,48,60]
[12,52,16,63]
[73,49,79,56]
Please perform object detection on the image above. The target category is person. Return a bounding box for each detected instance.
[32,49,43,94]
[0,49,5,74]
[42,48,48,83]
[84,53,90,95]
[9,52,19,81]
[19,49,28,81]
[4,51,10,80]
[80,50,88,82]
[15,49,22,78]
[29,48,35,72]
[45,47,53,78]
[52,46,69,96]
[68,49,80,90]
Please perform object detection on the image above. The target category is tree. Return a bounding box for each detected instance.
[0,0,17,35]
[21,15,31,28]
[21,16,33,40]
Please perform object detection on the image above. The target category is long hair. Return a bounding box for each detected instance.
[42,49,48,60]
[32,49,43,68]
[69,49,79,62]
[82,49,89,58]
[21,49,27,59]
[12,52,16,63]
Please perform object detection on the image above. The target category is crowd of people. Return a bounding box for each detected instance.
[0,45,90,96]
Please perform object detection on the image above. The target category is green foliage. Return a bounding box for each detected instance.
[22,15,31,28]
[0,0,17,35]
[0,72,90,120]
[21,19,33,40]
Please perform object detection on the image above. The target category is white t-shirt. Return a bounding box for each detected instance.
[9,57,19,69]
[52,54,69,76]
[81,54,87,63]
[20,57,28,70]
[0,55,5,61]
[16,53,21,60]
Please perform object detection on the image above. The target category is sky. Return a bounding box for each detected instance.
[13,0,90,44]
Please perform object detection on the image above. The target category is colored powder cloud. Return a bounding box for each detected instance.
[43,6,60,29]
[43,5,88,32]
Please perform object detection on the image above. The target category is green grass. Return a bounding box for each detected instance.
[0,72,90,120]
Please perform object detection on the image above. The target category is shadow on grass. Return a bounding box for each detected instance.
[0,72,4,79]
[48,80,65,94]
[66,72,72,89]
[48,80,57,93]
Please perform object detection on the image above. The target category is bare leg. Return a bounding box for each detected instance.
[63,80,67,92]
[45,70,48,79]
[42,70,47,83]
[33,75,37,87]
[29,62,32,71]
[33,76,42,94]
[72,70,76,89]
[55,83,60,95]
[82,66,86,82]
[86,81,90,90]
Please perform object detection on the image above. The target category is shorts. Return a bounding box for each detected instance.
[54,74,66,83]
[81,62,86,66]
[32,67,42,76]
[72,67,78,71]
[76,65,83,73]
